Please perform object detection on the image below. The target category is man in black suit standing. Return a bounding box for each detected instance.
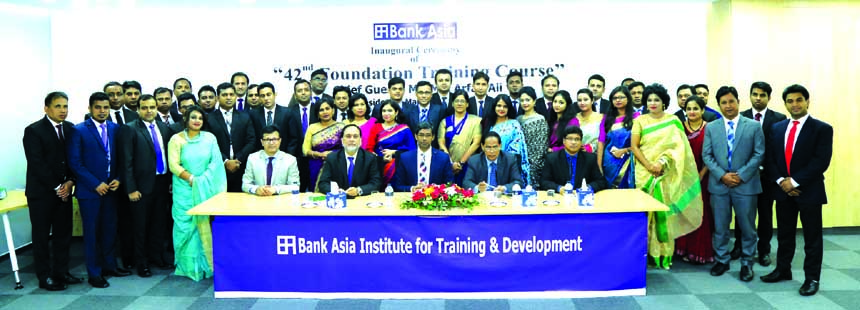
[249,82,290,152]
[371,77,407,121]
[403,81,446,134]
[469,72,494,118]
[588,74,611,114]
[23,91,82,291]
[675,84,719,122]
[101,81,139,125]
[430,69,454,110]
[169,77,192,117]
[505,70,524,113]
[122,80,143,113]
[730,81,787,265]
[285,79,318,192]
[463,132,524,193]
[540,126,608,193]
[231,72,250,111]
[154,87,182,125]
[120,95,173,277]
[207,82,256,192]
[168,93,198,137]
[317,124,382,196]
[309,69,333,105]
[533,75,559,118]
[760,84,832,296]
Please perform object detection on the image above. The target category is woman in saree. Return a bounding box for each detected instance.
[597,85,640,188]
[303,98,345,191]
[674,96,714,264]
[569,88,603,153]
[547,90,579,152]
[630,83,703,269]
[438,89,482,185]
[370,101,416,186]
[482,94,531,185]
[516,86,548,188]
[167,106,227,281]
[344,93,377,152]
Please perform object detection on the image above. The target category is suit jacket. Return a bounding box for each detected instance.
[87,108,139,125]
[674,109,720,123]
[764,116,832,204]
[469,95,495,118]
[157,110,182,126]
[67,119,120,200]
[393,148,454,192]
[741,108,787,187]
[288,93,333,107]
[206,109,256,164]
[403,103,446,134]
[540,150,607,192]
[593,98,611,114]
[120,119,170,195]
[534,97,554,119]
[702,117,765,195]
[249,105,290,152]
[241,150,300,194]
[284,103,318,157]
[23,116,75,197]
[462,151,524,192]
[317,149,382,196]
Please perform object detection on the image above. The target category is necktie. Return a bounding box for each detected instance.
[488,162,497,187]
[420,108,428,122]
[266,157,274,185]
[727,120,735,169]
[163,115,170,124]
[568,155,577,184]
[225,111,232,135]
[267,111,273,126]
[150,124,165,174]
[478,100,484,116]
[755,112,762,122]
[512,100,519,112]
[347,156,355,186]
[442,97,447,106]
[419,153,428,184]
[302,107,309,134]
[313,96,320,104]
[56,124,64,142]
[114,111,123,125]
[100,123,108,150]
[341,111,347,121]
[785,120,799,175]
[237,98,244,111]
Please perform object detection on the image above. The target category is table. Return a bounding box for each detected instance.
[189,189,667,299]
[0,190,28,290]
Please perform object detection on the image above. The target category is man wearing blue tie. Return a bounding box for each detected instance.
[505,70,524,113]
[310,69,333,105]
[242,125,300,195]
[286,79,317,192]
[404,81,445,135]
[393,122,454,192]
[68,92,131,288]
[540,126,607,193]
[317,124,382,197]
[702,86,765,282]
[469,72,494,118]
[231,72,249,111]
[463,132,524,193]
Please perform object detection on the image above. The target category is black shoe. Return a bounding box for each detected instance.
[730,247,741,260]
[138,266,152,278]
[38,277,67,291]
[710,262,730,276]
[149,260,169,269]
[740,265,754,282]
[799,279,819,296]
[88,276,110,288]
[760,270,793,283]
[758,254,772,267]
[61,272,84,285]
[103,267,132,277]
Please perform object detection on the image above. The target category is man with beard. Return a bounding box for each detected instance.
[317,124,382,197]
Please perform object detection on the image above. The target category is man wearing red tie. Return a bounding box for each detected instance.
[760,84,833,297]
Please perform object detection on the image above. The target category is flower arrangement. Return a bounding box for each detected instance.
[400,183,479,211]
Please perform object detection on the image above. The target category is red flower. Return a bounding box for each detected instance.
[412,191,425,201]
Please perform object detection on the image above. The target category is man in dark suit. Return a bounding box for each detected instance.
[760,84,833,296]
[371,77,407,121]
[309,69,333,105]
[207,82,256,192]
[731,81,787,265]
[404,81,446,134]
[533,75,559,118]
[694,83,724,118]
[231,72,250,111]
[463,132,524,193]
[169,77,192,118]
[588,74,611,114]
[702,86,765,282]
[97,81,139,125]
[469,72,494,118]
[23,91,82,291]
[249,82,290,152]
[675,84,720,122]
[154,87,182,125]
[198,85,218,114]
[68,92,132,288]
[505,70,523,113]
[122,80,142,113]
[168,93,198,137]
[629,82,647,114]
[318,124,382,196]
[430,69,454,111]
[540,126,608,192]
[393,122,454,192]
[120,95,172,277]
[285,79,317,192]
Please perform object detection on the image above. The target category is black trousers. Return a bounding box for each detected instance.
[297,156,311,192]
[774,198,823,281]
[226,168,244,193]
[734,183,775,255]
[116,184,135,267]
[129,174,171,267]
[27,196,72,281]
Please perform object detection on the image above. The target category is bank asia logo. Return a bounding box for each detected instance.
[373,22,457,40]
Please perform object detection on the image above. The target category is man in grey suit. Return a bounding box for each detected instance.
[241,125,300,195]
[702,86,765,282]
[463,132,524,193]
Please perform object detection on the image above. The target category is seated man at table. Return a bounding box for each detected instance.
[393,122,454,192]
[540,126,608,193]
[241,125,300,195]
[318,124,382,197]
[463,131,524,193]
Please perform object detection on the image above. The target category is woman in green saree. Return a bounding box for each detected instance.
[167,106,227,281]
[630,84,703,269]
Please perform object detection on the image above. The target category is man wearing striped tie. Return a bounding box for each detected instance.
[393,122,454,192]
[702,86,765,282]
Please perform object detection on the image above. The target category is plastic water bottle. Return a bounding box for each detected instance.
[384,184,394,207]
[564,182,574,207]
[289,184,300,207]
[511,184,522,208]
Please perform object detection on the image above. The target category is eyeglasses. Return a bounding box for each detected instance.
[262,138,281,143]
[416,91,432,95]
[612,96,627,101]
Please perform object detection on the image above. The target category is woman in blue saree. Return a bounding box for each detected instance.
[370,101,416,187]
[481,94,531,185]
[597,86,640,189]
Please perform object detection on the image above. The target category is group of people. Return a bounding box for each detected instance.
[23,68,832,297]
